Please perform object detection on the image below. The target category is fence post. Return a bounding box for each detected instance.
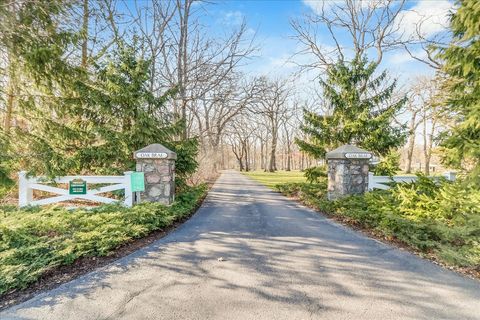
[18,171,33,207]
[444,171,456,181]
[368,172,374,191]
[124,171,133,207]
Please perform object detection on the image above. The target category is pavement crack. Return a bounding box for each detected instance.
[102,288,147,320]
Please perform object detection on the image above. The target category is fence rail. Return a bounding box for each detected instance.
[18,171,134,207]
[368,171,456,191]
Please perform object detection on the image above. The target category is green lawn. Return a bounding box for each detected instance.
[0,184,207,295]
[242,170,306,188]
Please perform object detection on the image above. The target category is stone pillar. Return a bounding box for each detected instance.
[326,145,372,200]
[134,144,176,205]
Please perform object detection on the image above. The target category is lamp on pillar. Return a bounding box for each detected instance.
[326,145,372,200]
[134,144,177,205]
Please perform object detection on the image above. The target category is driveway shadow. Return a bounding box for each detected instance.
[2,170,480,320]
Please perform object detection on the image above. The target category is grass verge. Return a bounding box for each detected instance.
[243,170,306,188]
[0,184,208,299]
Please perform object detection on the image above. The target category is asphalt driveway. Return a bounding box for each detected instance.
[2,170,479,319]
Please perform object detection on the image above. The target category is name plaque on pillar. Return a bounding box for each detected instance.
[135,152,168,159]
[344,152,372,159]
[131,172,145,192]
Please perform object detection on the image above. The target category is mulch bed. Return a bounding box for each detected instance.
[0,180,215,311]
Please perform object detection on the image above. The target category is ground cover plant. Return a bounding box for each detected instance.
[245,171,480,273]
[0,184,207,295]
[243,171,306,188]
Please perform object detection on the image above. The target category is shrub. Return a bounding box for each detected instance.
[0,184,207,295]
[275,178,480,269]
[372,149,401,176]
[304,166,327,183]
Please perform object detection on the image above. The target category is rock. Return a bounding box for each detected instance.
[146,173,161,184]
[148,186,162,197]
[164,184,170,196]
[143,164,156,173]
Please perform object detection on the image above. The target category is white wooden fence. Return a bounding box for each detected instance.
[368,171,456,191]
[18,171,134,207]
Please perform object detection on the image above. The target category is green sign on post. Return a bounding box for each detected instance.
[69,179,87,195]
[131,172,145,192]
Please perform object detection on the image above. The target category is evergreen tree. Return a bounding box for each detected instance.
[0,0,79,184]
[373,149,401,176]
[0,133,13,189]
[20,44,198,180]
[297,56,406,158]
[0,1,198,184]
[79,44,199,178]
[438,0,480,176]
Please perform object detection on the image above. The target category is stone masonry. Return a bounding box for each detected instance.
[134,144,176,205]
[326,145,371,200]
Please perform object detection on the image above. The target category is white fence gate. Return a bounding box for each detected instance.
[19,171,134,207]
[368,171,456,191]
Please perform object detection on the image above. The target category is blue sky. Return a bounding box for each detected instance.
[203,0,454,88]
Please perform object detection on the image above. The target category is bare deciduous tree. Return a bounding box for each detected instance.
[291,0,407,69]
[252,77,293,172]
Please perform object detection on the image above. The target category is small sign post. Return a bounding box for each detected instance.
[131,172,145,192]
[69,179,87,195]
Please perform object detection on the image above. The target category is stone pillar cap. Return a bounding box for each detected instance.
[326,144,372,160]
[134,143,177,160]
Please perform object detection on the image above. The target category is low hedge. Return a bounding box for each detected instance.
[0,184,207,295]
[276,177,480,269]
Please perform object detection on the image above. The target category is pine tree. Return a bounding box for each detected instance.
[0,133,13,189]
[438,0,480,176]
[0,2,198,181]
[20,44,198,179]
[0,0,79,183]
[296,56,406,158]
[76,44,199,177]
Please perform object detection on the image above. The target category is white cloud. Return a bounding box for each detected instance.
[302,0,453,40]
[303,0,388,14]
[218,11,244,27]
[389,49,428,65]
[302,0,338,13]
[396,0,453,39]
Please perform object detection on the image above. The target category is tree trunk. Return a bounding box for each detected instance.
[252,142,256,170]
[243,140,250,172]
[4,57,16,133]
[221,140,225,169]
[81,0,89,68]
[423,114,429,175]
[177,0,191,139]
[286,142,291,171]
[264,138,269,172]
[405,113,418,173]
[424,118,437,176]
[269,125,277,172]
[405,135,415,173]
